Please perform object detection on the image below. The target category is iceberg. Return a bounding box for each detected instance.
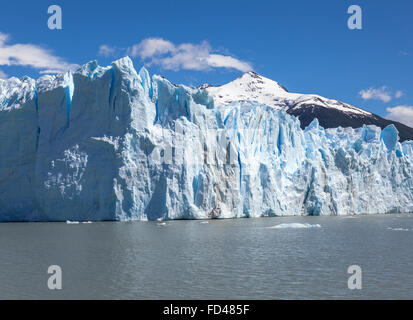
[0,57,412,222]
[266,223,322,229]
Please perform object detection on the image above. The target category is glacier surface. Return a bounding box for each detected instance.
[0,57,412,221]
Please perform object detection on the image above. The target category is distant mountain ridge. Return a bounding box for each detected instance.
[203,72,413,142]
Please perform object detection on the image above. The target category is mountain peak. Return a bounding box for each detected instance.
[203,71,290,109]
[202,71,375,120]
[237,71,287,91]
[243,70,260,77]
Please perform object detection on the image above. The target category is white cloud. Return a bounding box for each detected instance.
[395,90,404,98]
[386,105,413,128]
[0,33,9,46]
[128,38,252,72]
[129,38,176,59]
[206,54,252,73]
[98,45,117,57]
[0,32,78,74]
[359,86,392,103]
[0,70,7,79]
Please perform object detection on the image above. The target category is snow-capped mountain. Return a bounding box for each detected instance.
[0,57,412,222]
[204,71,413,142]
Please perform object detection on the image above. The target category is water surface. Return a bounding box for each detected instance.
[0,214,412,299]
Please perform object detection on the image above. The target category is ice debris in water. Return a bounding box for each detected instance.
[66,220,80,224]
[266,223,322,229]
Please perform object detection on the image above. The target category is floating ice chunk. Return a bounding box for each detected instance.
[387,227,409,231]
[66,220,80,224]
[267,223,322,229]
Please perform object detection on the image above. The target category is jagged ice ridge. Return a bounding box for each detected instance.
[0,57,412,221]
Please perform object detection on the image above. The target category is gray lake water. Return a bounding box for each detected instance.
[0,214,412,299]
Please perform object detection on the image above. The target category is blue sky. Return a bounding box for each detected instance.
[0,0,412,125]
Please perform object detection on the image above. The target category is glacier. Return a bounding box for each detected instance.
[0,57,412,222]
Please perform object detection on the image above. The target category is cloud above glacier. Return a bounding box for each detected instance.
[386,105,413,128]
[0,32,78,74]
[359,86,405,103]
[126,38,252,72]
[98,45,117,57]
[359,86,393,103]
[395,90,404,98]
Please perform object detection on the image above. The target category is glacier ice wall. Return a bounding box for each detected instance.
[0,57,412,221]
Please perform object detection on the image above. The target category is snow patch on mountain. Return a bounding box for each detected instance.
[205,71,371,116]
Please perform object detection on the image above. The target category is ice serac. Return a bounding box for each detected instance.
[0,57,412,221]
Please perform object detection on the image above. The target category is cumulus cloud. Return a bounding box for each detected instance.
[98,45,117,57]
[0,32,78,74]
[359,86,405,103]
[395,90,404,98]
[129,38,175,59]
[128,38,252,72]
[359,86,392,103]
[206,54,252,72]
[386,106,413,128]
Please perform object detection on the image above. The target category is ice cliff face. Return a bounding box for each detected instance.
[0,57,412,221]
